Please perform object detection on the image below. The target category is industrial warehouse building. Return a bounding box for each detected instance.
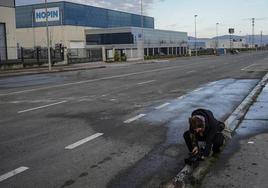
[15,1,154,49]
[15,1,188,62]
[85,27,188,61]
[0,0,17,61]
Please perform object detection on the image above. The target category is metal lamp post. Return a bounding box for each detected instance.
[194,15,198,56]
[45,0,51,71]
[140,0,144,61]
[216,22,219,49]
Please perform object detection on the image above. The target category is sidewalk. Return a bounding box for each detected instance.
[0,62,107,78]
[0,59,169,78]
[200,83,268,187]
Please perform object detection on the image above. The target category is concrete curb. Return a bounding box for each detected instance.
[0,65,106,78]
[163,72,268,188]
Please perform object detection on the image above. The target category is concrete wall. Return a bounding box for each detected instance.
[0,6,17,59]
[16,25,96,48]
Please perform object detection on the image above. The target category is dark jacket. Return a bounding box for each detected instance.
[189,108,225,156]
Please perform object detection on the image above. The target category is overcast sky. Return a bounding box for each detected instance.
[16,0,268,38]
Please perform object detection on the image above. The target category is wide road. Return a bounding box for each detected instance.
[0,51,267,188]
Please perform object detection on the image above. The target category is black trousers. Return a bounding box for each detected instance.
[183,130,225,154]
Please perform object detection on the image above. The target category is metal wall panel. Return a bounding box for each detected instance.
[0,0,15,8]
[16,2,154,29]
[0,23,7,60]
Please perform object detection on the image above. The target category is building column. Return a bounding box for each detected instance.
[130,48,133,58]
[102,46,106,62]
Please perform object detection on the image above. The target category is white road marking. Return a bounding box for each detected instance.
[65,133,103,150]
[208,81,217,86]
[194,88,202,92]
[177,96,185,100]
[186,70,197,74]
[18,101,67,113]
[0,167,29,182]
[241,64,255,71]
[155,103,170,110]
[124,114,146,123]
[248,141,254,144]
[137,80,156,85]
[0,63,204,97]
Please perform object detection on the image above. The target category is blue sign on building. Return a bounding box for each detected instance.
[35,7,60,22]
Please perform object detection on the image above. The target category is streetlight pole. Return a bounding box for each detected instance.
[194,15,198,56]
[140,0,144,61]
[216,23,219,49]
[45,0,51,71]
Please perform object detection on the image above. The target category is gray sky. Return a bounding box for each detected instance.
[16,0,268,38]
[16,0,159,15]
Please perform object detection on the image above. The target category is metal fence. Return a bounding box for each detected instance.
[67,48,102,64]
[0,47,64,68]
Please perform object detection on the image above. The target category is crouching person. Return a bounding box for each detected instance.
[183,108,225,160]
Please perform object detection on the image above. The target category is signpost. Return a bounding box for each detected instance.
[228,28,234,52]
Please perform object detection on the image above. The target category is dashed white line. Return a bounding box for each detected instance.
[186,70,197,74]
[0,63,201,96]
[124,114,146,123]
[155,103,170,110]
[177,96,185,100]
[137,80,156,85]
[241,64,256,71]
[65,133,103,150]
[208,81,217,86]
[194,88,202,92]
[0,167,29,182]
[18,101,67,113]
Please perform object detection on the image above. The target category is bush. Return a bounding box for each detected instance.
[121,53,127,61]
[114,51,120,62]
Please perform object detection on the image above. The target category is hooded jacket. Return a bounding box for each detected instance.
[190,108,225,156]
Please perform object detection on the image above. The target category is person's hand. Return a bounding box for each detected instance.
[191,146,199,155]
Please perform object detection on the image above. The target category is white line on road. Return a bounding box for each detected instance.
[137,80,156,85]
[241,64,256,71]
[0,167,29,182]
[0,63,204,97]
[155,103,170,110]
[177,96,185,100]
[194,88,202,92]
[186,70,197,74]
[124,114,146,123]
[65,133,103,150]
[18,101,67,113]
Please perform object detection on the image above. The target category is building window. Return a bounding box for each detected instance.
[86,32,134,45]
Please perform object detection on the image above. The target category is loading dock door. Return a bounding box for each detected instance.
[0,23,7,61]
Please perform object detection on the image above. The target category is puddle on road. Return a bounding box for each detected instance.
[108,79,259,188]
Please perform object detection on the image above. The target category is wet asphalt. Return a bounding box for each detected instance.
[0,51,268,188]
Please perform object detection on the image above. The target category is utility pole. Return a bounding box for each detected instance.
[194,15,198,56]
[260,31,263,50]
[252,18,255,50]
[45,0,52,71]
[216,22,219,49]
[140,0,144,61]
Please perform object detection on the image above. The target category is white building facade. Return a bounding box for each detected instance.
[0,0,17,60]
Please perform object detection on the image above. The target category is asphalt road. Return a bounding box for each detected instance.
[0,51,268,188]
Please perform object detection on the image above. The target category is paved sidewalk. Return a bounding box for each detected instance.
[201,84,268,188]
[0,59,171,78]
[0,62,107,77]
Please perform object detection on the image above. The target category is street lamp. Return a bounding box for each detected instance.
[140,0,144,61]
[216,23,219,49]
[194,15,198,56]
[45,0,51,71]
